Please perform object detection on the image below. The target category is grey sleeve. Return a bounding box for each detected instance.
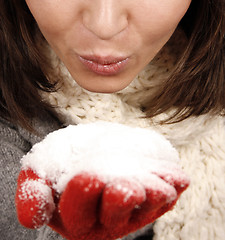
[0,119,38,240]
[0,118,64,240]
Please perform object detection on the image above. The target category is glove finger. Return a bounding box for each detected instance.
[130,174,177,225]
[16,169,55,229]
[100,178,146,229]
[59,173,105,236]
[152,165,190,195]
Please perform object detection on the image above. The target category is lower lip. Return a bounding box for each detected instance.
[79,56,129,76]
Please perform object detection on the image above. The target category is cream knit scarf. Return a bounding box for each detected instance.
[41,31,225,240]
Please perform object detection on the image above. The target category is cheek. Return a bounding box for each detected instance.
[25,0,81,34]
[135,0,191,41]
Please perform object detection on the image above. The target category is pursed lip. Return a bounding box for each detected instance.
[78,55,129,76]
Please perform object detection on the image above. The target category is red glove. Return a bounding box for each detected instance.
[16,166,189,240]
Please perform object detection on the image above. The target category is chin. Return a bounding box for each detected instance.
[74,75,133,94]
[77,83,127,94]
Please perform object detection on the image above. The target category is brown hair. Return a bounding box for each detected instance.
[145,0,225,122]
[0,0,56,130]
[0,0,224,130]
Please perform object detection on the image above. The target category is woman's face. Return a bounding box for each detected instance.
[25,0,191,93]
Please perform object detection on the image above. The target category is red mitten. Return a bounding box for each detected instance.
[15,122,190,240]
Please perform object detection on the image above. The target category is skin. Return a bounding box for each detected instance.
[25,0,191,93]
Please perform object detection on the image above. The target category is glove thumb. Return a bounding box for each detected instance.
[15,169,55,228]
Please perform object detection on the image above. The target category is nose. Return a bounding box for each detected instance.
[82,0,128,40]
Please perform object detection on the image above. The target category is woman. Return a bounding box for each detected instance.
[0,0,224,239]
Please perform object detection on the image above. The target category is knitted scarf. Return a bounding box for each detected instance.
[41,30,225,240]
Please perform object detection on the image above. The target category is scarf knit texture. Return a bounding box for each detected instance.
[41,31,225,240]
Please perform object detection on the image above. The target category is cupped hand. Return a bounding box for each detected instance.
[15,122,190,240]
[16,166,189,240]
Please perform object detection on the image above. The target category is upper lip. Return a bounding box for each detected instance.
[79,55,129,65]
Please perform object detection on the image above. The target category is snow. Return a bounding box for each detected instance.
[21,122,183,194]
[19,179,50,202]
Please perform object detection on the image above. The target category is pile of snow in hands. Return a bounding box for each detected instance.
[21,122,187,196]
